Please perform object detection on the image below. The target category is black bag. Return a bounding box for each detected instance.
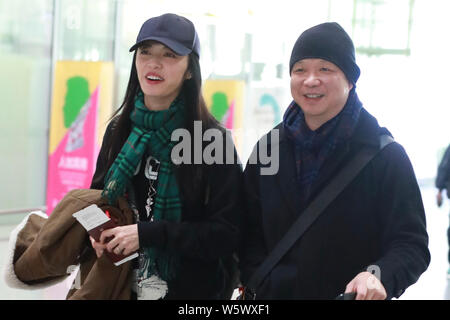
[236,286,256,300]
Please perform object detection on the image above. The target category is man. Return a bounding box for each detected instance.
[436,144,450,277]
[239,22,430,300]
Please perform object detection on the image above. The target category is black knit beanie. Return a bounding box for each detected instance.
[289,22,360,84]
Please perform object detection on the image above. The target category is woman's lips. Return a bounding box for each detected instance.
[145,72,164,84]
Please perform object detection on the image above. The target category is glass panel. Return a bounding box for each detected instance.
[45,0,116,217]
[57,0,115,61]
[0,0,53,211]
[352,0,414,56]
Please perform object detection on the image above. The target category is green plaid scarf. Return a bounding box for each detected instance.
[102,90,185,281]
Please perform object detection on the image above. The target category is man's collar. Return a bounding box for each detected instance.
[351,108,387,147]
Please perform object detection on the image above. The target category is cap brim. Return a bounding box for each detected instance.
[129,36,191,56]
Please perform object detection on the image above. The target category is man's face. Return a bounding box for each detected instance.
[290,58,353,130]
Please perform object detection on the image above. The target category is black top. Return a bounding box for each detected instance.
[129,153,159,228]
[91,118,243,299]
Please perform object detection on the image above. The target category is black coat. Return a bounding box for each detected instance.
[91,119,243,299]
[239,108,430,299]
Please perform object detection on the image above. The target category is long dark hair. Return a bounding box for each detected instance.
[105,50,220,203]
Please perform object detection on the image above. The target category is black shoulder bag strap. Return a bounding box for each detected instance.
[244,134,394,299]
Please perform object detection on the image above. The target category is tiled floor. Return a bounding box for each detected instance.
[0,184,448,300]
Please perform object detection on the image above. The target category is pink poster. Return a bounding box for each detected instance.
[46,86,100,214]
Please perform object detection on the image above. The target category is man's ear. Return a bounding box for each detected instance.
[348,81,354,91]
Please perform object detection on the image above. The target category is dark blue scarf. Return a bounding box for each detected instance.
[283,90,362,204]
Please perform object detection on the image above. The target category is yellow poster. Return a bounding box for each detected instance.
[203,80,245,154]
[48,61,114,152]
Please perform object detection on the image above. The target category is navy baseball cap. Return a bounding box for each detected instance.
[129,13,200,57]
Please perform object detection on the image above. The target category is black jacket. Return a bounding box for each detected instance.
[91,119,243,299]
[239,108,430,300]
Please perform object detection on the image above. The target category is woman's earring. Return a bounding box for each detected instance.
[186,72,192,80]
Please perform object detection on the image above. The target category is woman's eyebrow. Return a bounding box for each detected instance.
[163,47,179,55]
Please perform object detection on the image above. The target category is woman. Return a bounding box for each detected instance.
[90,13,242,300]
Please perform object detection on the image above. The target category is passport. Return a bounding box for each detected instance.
[73,204,138,266]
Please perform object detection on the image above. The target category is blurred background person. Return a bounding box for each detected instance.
[436,144,450,278]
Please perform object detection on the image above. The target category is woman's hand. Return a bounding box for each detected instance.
[99,224,140,256]
[89,236,106,258]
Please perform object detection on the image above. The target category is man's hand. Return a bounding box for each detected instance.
[437,191,443,207]
[100,224,139,256]
[345,271,387,300]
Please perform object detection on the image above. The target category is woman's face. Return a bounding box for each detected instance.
[135,40,190,111]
